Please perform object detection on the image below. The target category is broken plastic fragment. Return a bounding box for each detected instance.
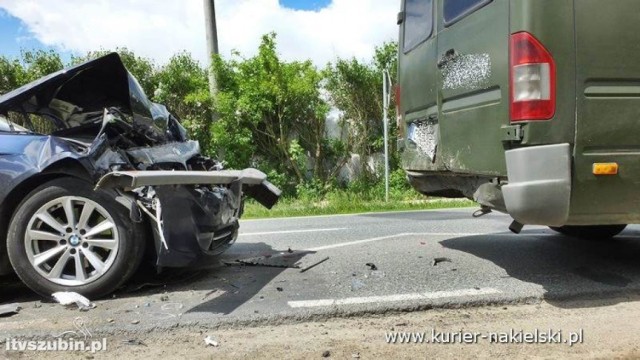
[52,292,96,310]
[0,303,21,317]
[205,336,219,347]
[432,257,452,266]
[300,257,330,273]
[351,279,366,291]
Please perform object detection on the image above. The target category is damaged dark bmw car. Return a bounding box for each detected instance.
[0,53,280,298]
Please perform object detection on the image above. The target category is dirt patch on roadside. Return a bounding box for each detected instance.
[4,298,640,359]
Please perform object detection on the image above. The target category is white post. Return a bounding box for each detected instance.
[382,69,391,203]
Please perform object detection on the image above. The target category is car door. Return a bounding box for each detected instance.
[436,0,510,175]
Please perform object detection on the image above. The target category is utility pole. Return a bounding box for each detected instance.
[204,0,219,99]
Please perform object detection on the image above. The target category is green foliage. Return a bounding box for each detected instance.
[0,50,64,94]
[243,193,474,219]
[0,57,26,94]
[0,38,415,206]
[323,41,401,182]
[212,33,342,193]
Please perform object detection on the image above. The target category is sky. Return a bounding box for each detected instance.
[0,0,398,67]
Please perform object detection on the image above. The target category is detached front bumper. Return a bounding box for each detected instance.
[97,168,281,267]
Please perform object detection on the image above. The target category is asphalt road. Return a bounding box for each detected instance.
[3,208,640,337]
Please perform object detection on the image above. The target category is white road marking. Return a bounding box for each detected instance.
[306,232,482,251]
[288,288,502,308]
[241,228,347,236]
[306,232,557,251]
[307,233,412,251]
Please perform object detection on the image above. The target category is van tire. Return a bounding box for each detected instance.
[549,224,627,240]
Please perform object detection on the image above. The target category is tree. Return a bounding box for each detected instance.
[0,57,27,94]
[212,33,346,193]
[324,41,400,181]
[0,50,64,94]
[154,52,212,151]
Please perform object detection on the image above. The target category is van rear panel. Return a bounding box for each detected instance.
[509,0,576,147]
[400,0,640,226]
[569,0,640,225]
[400,0,576,178]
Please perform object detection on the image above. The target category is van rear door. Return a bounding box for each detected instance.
[436,0,510,175]
[399,0,440,171]
[571,0,640,223]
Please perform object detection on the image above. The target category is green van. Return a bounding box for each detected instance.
[397,0,640,237]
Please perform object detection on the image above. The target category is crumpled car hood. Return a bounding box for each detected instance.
[0,53,176,143]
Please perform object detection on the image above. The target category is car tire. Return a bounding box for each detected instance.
[549,224,627,240]
[6,177,146,298]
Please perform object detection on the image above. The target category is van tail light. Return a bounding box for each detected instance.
[510,32,556,122]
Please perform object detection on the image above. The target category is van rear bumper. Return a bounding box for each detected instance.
[502,144,571,226]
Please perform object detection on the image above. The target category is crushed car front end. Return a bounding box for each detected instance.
[0,53,280,296]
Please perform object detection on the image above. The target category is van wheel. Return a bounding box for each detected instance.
[7,178,146,299]
[549,225,627,240]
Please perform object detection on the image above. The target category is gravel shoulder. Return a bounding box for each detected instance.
[4,297,640,359]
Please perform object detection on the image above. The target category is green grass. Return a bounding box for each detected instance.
[243,196,475,219]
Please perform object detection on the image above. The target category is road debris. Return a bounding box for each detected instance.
[0,303,21,317]
[160,303,184,312]
[432,257,452,266]
[204,336,219,347]
[322,350,331,357]
[300,257,330,273]
[352,353,361,359]
[351,279,366,291]
[365,263,378,271]
[52,292,96,311]
[202,289,219,300]
[276,287,284,292]
[224,250,310,269]
[123,270,205,293]
[131,320,140,325]
[122,339,147,346]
